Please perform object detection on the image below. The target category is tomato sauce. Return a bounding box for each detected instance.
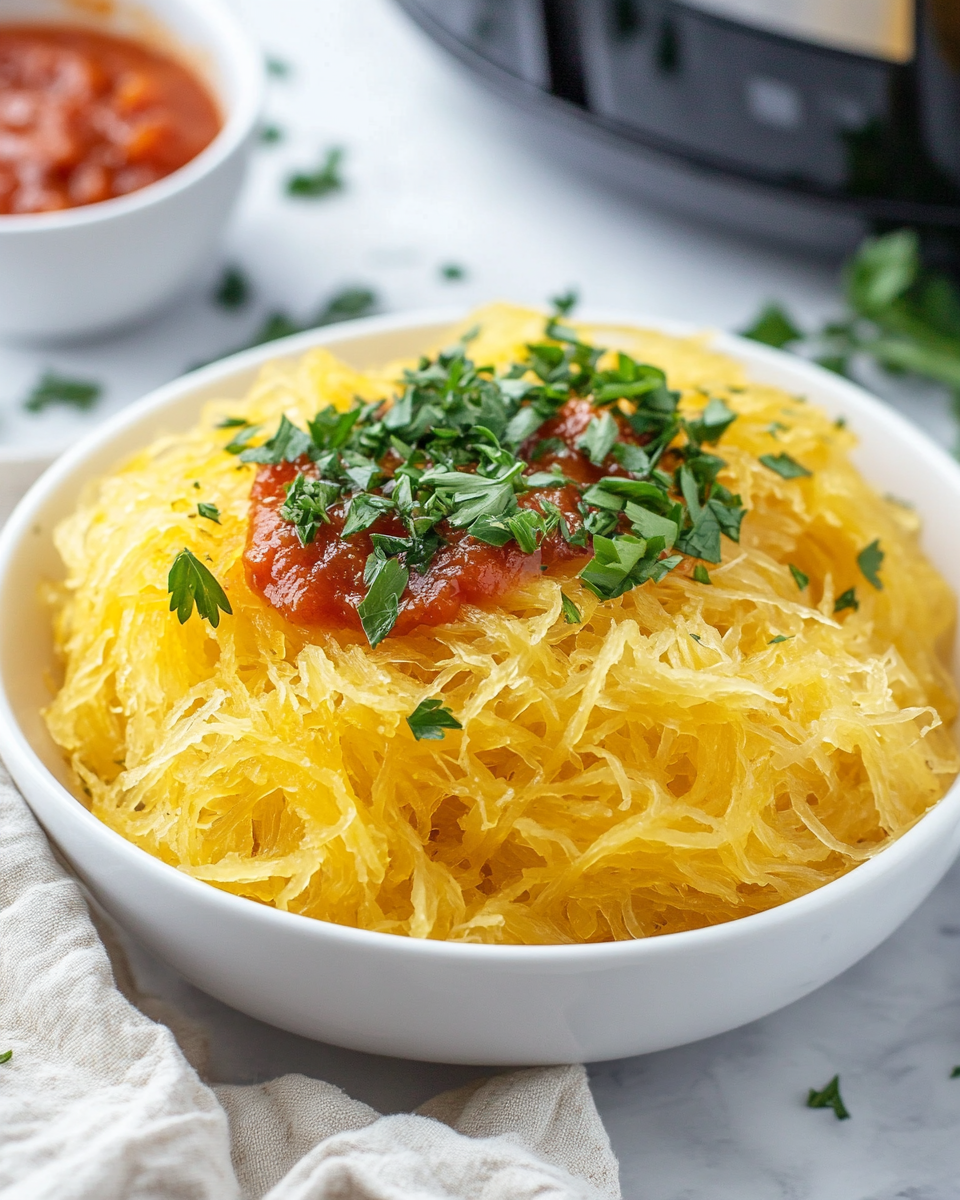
[0,25,220,214]
[243,398,652,635]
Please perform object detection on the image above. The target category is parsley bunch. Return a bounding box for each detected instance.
[743,229,960,452]
[232,309,750,646]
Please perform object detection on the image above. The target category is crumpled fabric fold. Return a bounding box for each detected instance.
[0,764,620,1200]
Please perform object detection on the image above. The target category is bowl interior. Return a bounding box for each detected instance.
[3,311,960,899]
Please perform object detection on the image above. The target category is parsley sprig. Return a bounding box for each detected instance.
[168,549,232,628]
[806,1075,850,1120]
[235,305,755,644]
[406,698,463,740]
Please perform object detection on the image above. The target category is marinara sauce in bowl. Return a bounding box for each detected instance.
[0,0,262,341]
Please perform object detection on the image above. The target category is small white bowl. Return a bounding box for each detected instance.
[0,309,958,1066]
[0,0,263,342]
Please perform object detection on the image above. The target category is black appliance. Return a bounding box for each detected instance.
[395,0,960,257]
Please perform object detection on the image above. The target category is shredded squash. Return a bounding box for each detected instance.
[44,304,959,943]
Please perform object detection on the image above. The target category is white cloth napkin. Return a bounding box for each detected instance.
[0,764,620,1200]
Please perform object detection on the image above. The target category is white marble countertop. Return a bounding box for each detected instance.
[10,1,960,1195]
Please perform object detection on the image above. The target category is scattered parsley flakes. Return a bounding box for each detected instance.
[857,539,884,590]
[759,452,812,479]
[258,122,284,144]
[24,371,102,413]
[834,587,859,613]
[197,502,221,524]
[560,592,582,624]
[358,553,409,647]
[789,563,809,590]
[0,1050,11,1064]
[551,288,578,316]
[406,698,463,741]
[213,266,251,310]
[576,411,619,466]
[440,263,467,282]
[950,1066,960,1078]
[217,416,250,429]
[224,424,260,455]
[692,564,711,585]
[280,474,341,545]
[806,1075,850,1120]
[286,147,345,199]
[741,303,802,349]
[265,55,291,77]
[769,634,793,644]
[834,416,847,429]
[240,415,314,465]
[689,633,702,643]
[167,549,232,628]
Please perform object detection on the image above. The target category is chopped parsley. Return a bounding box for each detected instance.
[286,147,345,199]
[560,592,582,623]
[238,312,753,645]
[950,1066,960,1078]
[265,55,291,77]
[224,425,261,455]
[406,698,463,740]
[769,634,793,644]
[197,502,221,524]
[789,563,809,590]
[214,267,251,310]
[24,372,102,413]
[167,549,232,628]
[834,587,859,613]
[741,303,802,349]
[759,452,812,479]
[806,1075,850,1120]
[440,263,467,282]
[689,633,702,643]
[217,416,250,429]
[857,539,884,589]
[259,123,285,144]
[0,1050,11,1064]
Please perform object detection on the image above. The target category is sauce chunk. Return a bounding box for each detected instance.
[0,25,220,214]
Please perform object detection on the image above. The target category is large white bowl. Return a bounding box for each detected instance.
[0,310,958,1066]
[0,0,263,341]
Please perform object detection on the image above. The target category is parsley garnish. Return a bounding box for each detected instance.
[692,564,711,585]
[759,453,812,479]
[0,1050,11,1064]
[259,123,284,144]
[167,549,232,628]
[789,563,809,590]
[213,266,250,310]
[224,425,260,454]
[217,416,250,429]
[440,263,467,282]
[806,1075,850,1120]
[358,553,409,647]
[857,539,884,589]
[950,1066,960,1078]
[197,502,221,523]
[689,633,702,643]
[240,415,315,465]
[279,475,340,545]
[551,289,578,316]
[560,592,582,623]
[406,698,463,740]
[577,412,619,465]
[266,55,291,77]
[741,304,803,349]
[769,634,793,644]
[286,147,345,198]
[24,372,102,413]
[834,587,859,613]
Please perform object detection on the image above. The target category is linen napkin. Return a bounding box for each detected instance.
[0,763,620,1200]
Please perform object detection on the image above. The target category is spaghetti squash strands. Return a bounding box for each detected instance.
[43,306,959,943]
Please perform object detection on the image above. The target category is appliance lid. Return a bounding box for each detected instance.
[680,0,914,61]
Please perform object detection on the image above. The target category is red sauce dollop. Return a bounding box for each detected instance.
[0,25,221,214]
[244,399,652,635]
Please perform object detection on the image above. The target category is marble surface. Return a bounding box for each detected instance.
[10,0,960,1196]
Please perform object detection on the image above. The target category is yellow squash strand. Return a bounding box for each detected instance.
[43,304,959,943]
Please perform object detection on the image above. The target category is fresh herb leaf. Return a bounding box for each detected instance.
[342,491,393,537]
[358,554,409,647]
[687,398,737,445]
[280,474,341,545]
[579,534,680,600]
[834,587,859,613]
[692,564,711,584]
[576,412,619,465]
[314,286,377,327]
[806,1075,850,1120]
[258,122,284,144]
[24,372,102,413]
[560,592,582,623]
[769,634,793,644]
[689,633,702,643]
[789,563,809,589]
[265,55,291,77]
[286,147,345,198]
[760,453,812,479]
[440,263,467,282]
[0,1049,11,1064]
[741,304,803,349]
[217,416,250,429]
[197,502,221,523]
[167,549,232,628]
[551,288,578,316]
[406,697,462,740]
[240,415,315,464]
[951,1066,960,1078]
[224,424,260,454]
[857,539,884,589]
[213,266,250,310]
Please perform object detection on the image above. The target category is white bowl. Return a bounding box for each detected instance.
[0,309,958,1066]
[0,0,263,342]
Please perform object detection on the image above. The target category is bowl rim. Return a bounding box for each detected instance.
[0,0,264,233]
[2,303,959,964]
